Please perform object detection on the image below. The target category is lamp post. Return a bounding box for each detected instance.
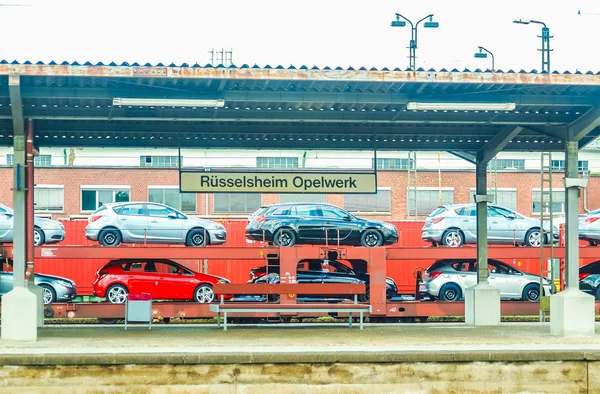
[474,46,495,72]
[513,19,552,73]
[391,13,439,71]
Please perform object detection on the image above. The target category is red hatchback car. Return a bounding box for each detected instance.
[93,259,231,304]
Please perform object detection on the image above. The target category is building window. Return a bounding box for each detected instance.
[140,156,180,168]
[488,159,525,171]
[470,188,517,211]
[81,187,130,211]
[407,188,454,216]
[344,189,391,213]
[374,158,409,170]
[532,189,565,214]
[148,187,197,212]
[214,193,261,213]
[279,194,327,204]
[551,160,588,172]
[7,154,52,167]
[34,185,64,212]
[256,157,298,169]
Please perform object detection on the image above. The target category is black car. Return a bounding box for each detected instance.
[579,260,600,299]
[245,203,399,247]
[0,270,77,305]
[249,258,398,301]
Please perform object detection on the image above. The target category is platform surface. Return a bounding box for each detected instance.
[2,322,600,365]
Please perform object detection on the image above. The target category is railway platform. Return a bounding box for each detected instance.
[2,322,600,393]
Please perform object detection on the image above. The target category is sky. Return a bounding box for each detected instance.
[0,0,598,72]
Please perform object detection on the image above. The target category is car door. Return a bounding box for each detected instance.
[0,272,14,296]
[487,260,514,297]
[488,206,517,244]
[115,204,150,242]
[124,261,159,296]
[292,205,325,243]
[0,206,14,242]
[319,206,357,244]
[455,260,477,290]
[456,206,477,242]
[146,204,185,243]
[153,261,188,300]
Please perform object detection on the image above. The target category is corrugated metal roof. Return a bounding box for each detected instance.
[1,59,598,75]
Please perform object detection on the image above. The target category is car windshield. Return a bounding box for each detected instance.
[250,207,268,218]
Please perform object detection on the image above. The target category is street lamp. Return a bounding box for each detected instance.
[474,46,495,72]
[391,13,439,71]
[513,19,553,73]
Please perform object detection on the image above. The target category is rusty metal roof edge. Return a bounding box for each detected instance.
[0,63,599,85]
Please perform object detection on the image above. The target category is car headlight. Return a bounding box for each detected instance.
[218,278,230,284]
[56,279,73,288]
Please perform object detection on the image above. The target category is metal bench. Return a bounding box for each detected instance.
[210,283,370,330]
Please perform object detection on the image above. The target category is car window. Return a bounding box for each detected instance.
[119,204,145,216]
[493,206,518,218]
[321,207,347,219]
[457,207,477,217]
[450,262,472,272]
[272,207,291,216]
[429,207,447,217]
[147,205,175,218]
[121,261,152,272]
[487,207,505,217]
[250,207,268,217]
[488,261,511,274]
[295,206,320,217]
[297,262,309,270]
[329,261,354,274]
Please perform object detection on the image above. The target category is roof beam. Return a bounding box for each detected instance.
[14,87,600,107]
[8,74,23,137]
[568,106,600,141]
[449,151,477,164]
[477,126,524,164]
[521,125,565,140]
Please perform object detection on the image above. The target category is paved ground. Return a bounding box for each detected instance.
[2,322,600,364]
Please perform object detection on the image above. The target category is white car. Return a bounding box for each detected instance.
[420,259,554,302]
[0,203,65,246]
[85,202,226,247]
[580,209,600,245]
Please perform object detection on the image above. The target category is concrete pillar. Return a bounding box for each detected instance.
[550,141,595,336]
[465,162,500,326]
[1,120,38,341]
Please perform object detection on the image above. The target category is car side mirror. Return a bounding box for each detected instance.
[3,213,13,218]
[506,213,516,219]
[167,212,177,219]
[343,215,352,221]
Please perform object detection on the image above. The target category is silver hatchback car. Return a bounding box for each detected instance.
[420,259,553,302]
[421,203,558,247]
[85,202,226,247]
[0,203,65,246]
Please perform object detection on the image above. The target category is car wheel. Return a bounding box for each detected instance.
[106,284,128,304]
[33,227,45,246]
[439,283,462,302]
[39,284,56,305]
[525,229,543,247]
[273,228,296,247]
[589,240,598,246]
[442,229,464,247]
[193,284,215,303]
[186,229,206,247]
[360,229,383,248]
[99,229,122,247]
[268,294,281,302]
[522,283,540,302]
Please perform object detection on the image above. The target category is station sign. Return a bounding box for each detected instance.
[179,170,377,194]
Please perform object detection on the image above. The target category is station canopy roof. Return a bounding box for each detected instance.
[1,61,599,155]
